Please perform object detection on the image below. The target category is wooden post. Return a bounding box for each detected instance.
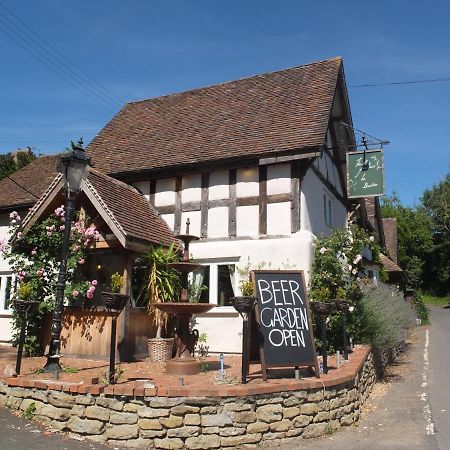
[321,319,328,374]
[109,315,118,384]
[15,319,26,375]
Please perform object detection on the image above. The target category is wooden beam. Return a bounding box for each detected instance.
[259,151,320,166]
[149,179,156,206]
[201,172,209,238]
[310,164,346,205]
[259,166,267,235]
[229,169,237,237]
[290,161,301,233]
[174,177,182,234]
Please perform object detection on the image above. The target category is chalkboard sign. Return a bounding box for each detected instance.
[347,149,385,198]
[252,270,319,379]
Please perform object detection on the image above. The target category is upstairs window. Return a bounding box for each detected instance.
[323,192,334,227]
[0,274,13,312]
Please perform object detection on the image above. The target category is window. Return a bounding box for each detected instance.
[191,261,237,307]
[323,192,333,227]
[0,274,14,312]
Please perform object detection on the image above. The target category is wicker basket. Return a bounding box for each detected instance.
[147,337,174,362]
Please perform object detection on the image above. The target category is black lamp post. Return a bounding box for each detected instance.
[43,139,91,373]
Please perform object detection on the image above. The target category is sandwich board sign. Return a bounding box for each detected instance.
[347,149,385,198]
[250,270,319,380]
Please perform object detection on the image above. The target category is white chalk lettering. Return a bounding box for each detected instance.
[272,280,282,305]
[289,280,303,305]
[280,280,290,304]
[258,280,272,304]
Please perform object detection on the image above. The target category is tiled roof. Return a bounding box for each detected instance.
[382,218,398,264]
[0,155,59,210]
[380,253,403,273]
[87,57,342,175]
[85,169,176,248]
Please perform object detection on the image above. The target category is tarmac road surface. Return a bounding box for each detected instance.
[0,306,448,449]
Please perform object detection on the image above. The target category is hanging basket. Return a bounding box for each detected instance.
[309,301,337,316]
[230,296,256,316]
[101,292,129,313]
[147,337,174,362]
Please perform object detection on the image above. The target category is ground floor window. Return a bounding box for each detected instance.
[0,273,13,312]
[191,261,237,306]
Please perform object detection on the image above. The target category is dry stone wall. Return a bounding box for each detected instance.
[0,353,376,449]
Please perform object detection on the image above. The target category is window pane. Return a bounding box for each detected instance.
[191,266,210,303]
[4,277,12,310]
[217,264,235,306]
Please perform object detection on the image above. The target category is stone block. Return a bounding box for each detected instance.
[293,414,312,428]
[138,418,163,430]
[40,404,71,421]
[300,403,319,415]
[269,419,293,432]
[9,388,30,398]
[283,397,300,407]
[302,422,328,439]
[255,396,283,406]
[75,395,95,406]
[171,404,200,415]
[256,404,282,422]
[6,397,21,410]
[96,396,124,411]
[105,424,139,440]
[200,406,217,414]
[167,425,200,438]
[110,411,138,424]
[201,413,232,427]
[140,429,166,439]
[223,402,252,412]
[85,405,110,422]
[185,398,220,407]
[220,433,262,447]
[150,398,183,408]
[138,406,170,418]
[313,411,331,423]
[340,414,354,426]
[71,405,85,417]
[247,422,269,433]
[202,426,219,434]
[67,416,105,435]
[29,390,49,403]
[234,411,256,423]
[48,393,75,408]
[154,437,184,449]
[184,414,201,426]
[20,399,44,414]
[220,426,246,436]
[159,415,184,428]
[124,403,139,413]
[283,406,300,419]
[185,434,221,449]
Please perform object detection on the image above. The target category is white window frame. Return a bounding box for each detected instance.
[191,259,239,311]
[0,273,14,314]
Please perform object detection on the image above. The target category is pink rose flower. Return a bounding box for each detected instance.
[78,258,85,265]
[91,280,98,286]
[72,290,79,297]
[87,291,94,299]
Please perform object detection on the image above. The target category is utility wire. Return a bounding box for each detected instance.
[5,175,40,200]
[0,1,124,106]
[0,5,121,112]
[352,77,450,88]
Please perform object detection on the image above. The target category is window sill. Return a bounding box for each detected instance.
[0,310,13,318]
[195,305,239,316]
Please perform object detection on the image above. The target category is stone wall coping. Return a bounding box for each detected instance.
[4,346,371,398]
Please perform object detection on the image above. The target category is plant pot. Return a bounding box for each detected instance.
[147,337,174,362]
[101,292,129,313]
[230,296,256,316]
[310,301,336,316]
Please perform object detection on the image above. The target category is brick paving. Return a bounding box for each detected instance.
[0,345,370,398]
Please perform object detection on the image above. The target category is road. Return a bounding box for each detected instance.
[0,306,449,449]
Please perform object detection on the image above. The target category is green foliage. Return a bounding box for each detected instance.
[197,332,209,372]
[110,273,124,293]
[0,148,37,181]
[61,366,79,374]
[356,282,416,349]
[412,292,429,324]
[17,282,33,300]
[1,207,98,355]
[421,294,450,306]
[404,256,424,290]
[140,244,181,338]
[309,224,381,353]
[21,402,36,420]
[236,258,268,296]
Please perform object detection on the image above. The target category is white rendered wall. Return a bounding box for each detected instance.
[132,181,150,201]
[267,163,290,195]
[190,231,315,353]
[154,178,176,206]
[301,168,347,236]
[0,213,12,343]
[236,168,258,197]
[207,207,228,238]
[209,170,228,200]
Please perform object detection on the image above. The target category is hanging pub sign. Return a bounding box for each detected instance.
[347,148,385,198]
[251,270,320,380]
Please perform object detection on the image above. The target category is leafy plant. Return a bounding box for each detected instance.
[61,366,79,374]
[21,402,36,420]
[110,273,124,294]
[197,332,209,372]
[236,258,267,296]
[17,282,33,300]
[142,244,181,338]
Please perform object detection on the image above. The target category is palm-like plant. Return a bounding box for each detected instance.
[145,244,181,338]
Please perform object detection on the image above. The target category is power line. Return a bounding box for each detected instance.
[351,77,450,88]
[5,175,40,200]
[0,3,121,112]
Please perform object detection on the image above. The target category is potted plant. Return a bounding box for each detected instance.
[101,273,129,313]
[230,261,256,318]
[144,244,181,362]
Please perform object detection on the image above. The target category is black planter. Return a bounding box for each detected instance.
[101,292,129,313]
[230,296,256,317]
[309,301,336,316]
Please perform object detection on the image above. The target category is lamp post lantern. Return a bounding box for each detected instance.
[43,139,91,373]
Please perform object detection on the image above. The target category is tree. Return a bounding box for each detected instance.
[0,148,37,181]
[421,173,450,294]
[381,194,434,289]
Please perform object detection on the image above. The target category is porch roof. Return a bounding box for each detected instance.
[20,168,177,252]
[379,253,403,273]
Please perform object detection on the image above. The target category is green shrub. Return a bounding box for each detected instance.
[357,282,416,348]
[412,292,429,324]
